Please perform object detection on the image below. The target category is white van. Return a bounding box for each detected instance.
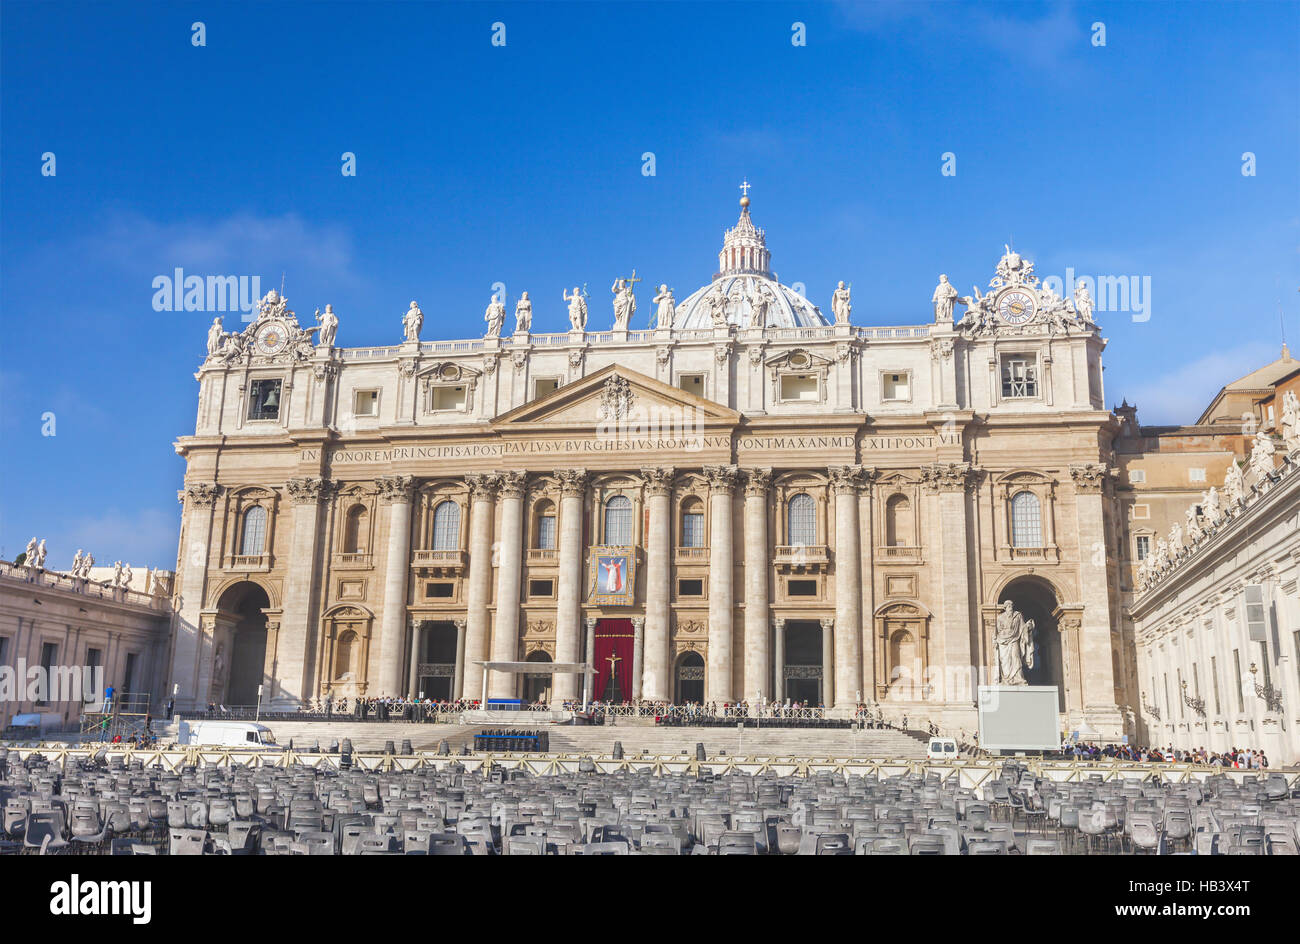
[176,720,280,749]
[927,737,959,761]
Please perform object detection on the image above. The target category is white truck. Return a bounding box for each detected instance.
[176,720,280,749]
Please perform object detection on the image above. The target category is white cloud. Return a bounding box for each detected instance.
[34,506,180,572]
[1117,342,1277,426]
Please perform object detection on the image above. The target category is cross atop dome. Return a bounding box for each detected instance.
[739,178,752,208]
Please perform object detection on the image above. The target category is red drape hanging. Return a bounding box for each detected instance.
[592,619,635,702]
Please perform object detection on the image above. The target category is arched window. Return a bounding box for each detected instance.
[885,494,913,546]
[1010,491,1043,547]
[343,504,368,553]
[603,495,632,546]
[787,494,816,546]
[240,505,267,556]
[431,500,461,550]
[680,498,705,548]
[534,501,556,549]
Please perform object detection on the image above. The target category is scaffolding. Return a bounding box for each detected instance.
[79,692,153,742]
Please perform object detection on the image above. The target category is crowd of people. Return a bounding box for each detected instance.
[1063,741,1272,768]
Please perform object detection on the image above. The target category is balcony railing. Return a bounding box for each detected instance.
[773,545,829,569]
[412,549,467,573]
[674,546,710,562]
[526,548,558,563]
[334,552,373,569]
[877,545,922,561]
[229,553,270,571]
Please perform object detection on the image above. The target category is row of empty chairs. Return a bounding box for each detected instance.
[1,747,1295,855]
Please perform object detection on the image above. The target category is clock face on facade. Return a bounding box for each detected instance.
[997,289,1036,325]
[254,321,289,356]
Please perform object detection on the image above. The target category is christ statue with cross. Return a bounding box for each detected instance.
[601,651,625,703]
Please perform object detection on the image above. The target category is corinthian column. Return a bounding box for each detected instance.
[489,471,527,698]
[742,469,773,702]
[640,467,674,702]
[462,474,500,700]
[553,469,588,703]
[830,465,864,710]
[376,475,416,697]
[820,617,836,708]
[704,465,739,703]
[171,483,221,710]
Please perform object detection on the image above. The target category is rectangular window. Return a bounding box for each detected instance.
[85,647,102,671]
[353,389,379,417]
[533,378,560,399]
[1233,649,1244,712]
[1130,504,1150,520]
[788,579,818,596]
[1135,536,1150,560]
[1176,669,1184,717]
[1162,673,1170,716]
[677,374,705,397]
[1211,655,1220,714]
[1128,469,1146,484]
[1294,631,1299,687]
[38,642,58,704]
[681,512,705,548]
[1000,356,1038,398]
[528,579,554,598]
[1189,468,1206,483]
[882,372,911,401]
[247,379,282,420]
[536,515,556,550]
[430,385,467,412]
[1192,663,1200,700]
[677,579,704,597]
[0,637,8,668]
[425,582,454,599]
[124,652,139,693]
[779,373,819,402]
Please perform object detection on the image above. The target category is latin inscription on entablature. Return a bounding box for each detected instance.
[860,433,960,451]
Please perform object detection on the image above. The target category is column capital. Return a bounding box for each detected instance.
[920,462,974,493]
[183,482,222,507]
[584,616,598,632]
[453,618,467,631]
[703,464,741,494]
[285,476,331,505]
[828,465,867,494]
[409,615,423,630]
[743,467,773,497]
[376,474,416,503]
[819,617,835,632]
[466,472,502,501]
[1069,462,1114,494]
[556,468,590,496]
[498,470,528,499]
[631,617,645,631]
[640,467,675,496]
[773,617,786,630]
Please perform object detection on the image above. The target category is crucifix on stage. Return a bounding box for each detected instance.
[600,651,624,703]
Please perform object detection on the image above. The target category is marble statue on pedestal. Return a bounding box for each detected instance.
[1073,281,1095,324]
[403,301,424,342]
[564,286,588,331]
[315,304,339,347]
[1282,390,1300,452]
[484,294,506,339]
[35,539,46,569]
[994,600,1035,685]
[932,275,958,323]
[71,549,83,578]
[24,537,37,569]
[207,317,224,356]
[611,273,639,330]
[1202,486,1222,526]
[514,292,532,333]
[1185,504,1204,544]
[1248,430,1276,481]
[707,285,729,328]
[831,281,852,325]
[1224,462,1246,506]
[750,282,772,329]
[652,285,675,329]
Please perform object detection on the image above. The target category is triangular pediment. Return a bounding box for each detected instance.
[492,364,740,430]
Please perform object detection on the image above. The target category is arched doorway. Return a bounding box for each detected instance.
[999,576,1064,710]
[674,650,704,704]
[783,621,823,705]
[216,582,270,707]
[522,650,552,704]
[416,621,458,701]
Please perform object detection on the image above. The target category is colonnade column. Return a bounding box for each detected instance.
[704,465,739,703]
[820,617,835,709]
[376,475,415,698]
[773,618,786,702]
[489,471,527,698]
[553,469,589,703]
[583,617,597,705]
[631,617,645,701]
[742,469,772,702]
[452,618,467,701]
[640,467,674,702]
[407,617,422,698]
[830,466,864,711]
[462,474,500,701]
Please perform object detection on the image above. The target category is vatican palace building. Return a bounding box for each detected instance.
[170,193,1135,739]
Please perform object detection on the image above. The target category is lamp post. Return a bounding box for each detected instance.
[255,684,264,722]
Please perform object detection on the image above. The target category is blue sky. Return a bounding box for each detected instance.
[2,0,1297,568]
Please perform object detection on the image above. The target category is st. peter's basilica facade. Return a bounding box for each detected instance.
[170,192,1128,739]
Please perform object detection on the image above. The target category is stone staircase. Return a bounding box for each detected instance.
[250,719,927,759]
